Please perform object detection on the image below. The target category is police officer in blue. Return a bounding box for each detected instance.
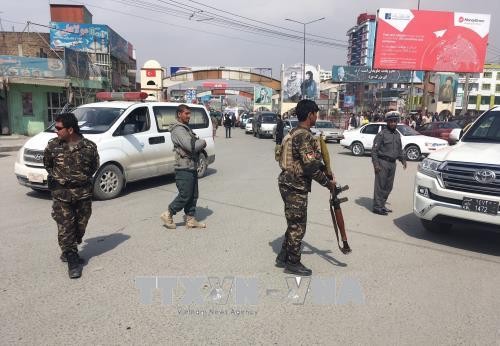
[371,112,407,215]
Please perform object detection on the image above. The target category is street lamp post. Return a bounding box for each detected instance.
[285,17,325,97]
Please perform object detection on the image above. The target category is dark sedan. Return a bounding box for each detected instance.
[417,121,461,143]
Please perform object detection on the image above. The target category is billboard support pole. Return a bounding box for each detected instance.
[460,73,469,115]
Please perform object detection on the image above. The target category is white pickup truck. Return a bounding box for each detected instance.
[14,98,215,200]
[414,106,500,231]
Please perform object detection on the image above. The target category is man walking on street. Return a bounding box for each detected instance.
[160,104,207,229]
[43,113,99,279]
[276,100,336,276]
[371,113,407,215]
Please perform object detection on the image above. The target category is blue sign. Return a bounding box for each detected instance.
[50,22,109,54]
[344,95,355,108]
[0,55,66,78]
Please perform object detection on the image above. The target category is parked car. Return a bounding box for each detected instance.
[239,112,254,129]
[245,118,254,134]
[313,120,344,143]
[417,121,461,143]
[340,122,448,161]
[14,94,216,200]
[253,111,278,138]
[414,106,500,232]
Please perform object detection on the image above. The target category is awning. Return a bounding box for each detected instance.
[2,76,70,88]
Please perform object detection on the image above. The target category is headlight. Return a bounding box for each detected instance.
[418,158,445,187]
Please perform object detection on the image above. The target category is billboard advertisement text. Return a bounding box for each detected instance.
[374,9,490,72]
[331,65,423,83]
[0,55,65,78]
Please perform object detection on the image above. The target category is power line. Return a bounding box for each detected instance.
[183,0,348,44]
[105,0,347,48]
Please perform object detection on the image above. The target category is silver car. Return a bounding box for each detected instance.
[313,120,344,143]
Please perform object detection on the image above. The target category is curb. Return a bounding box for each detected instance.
[0,146,22,153]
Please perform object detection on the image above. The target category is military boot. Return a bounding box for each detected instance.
[60,252,84,264]
[185,215,206,228]
[284,255,312,276]
[275,249,287,268]
[65,251,82,279]
[160,210,176,229]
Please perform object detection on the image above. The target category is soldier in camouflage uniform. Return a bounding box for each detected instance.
[276,100,335,276]
[43,113,99,279]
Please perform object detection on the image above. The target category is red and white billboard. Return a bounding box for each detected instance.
[374,9,490,72]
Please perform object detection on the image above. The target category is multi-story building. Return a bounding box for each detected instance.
[0,4,136,135]
[456,64,500,115]
[347,13,376,67]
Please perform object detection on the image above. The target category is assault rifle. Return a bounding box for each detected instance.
[319,135,352,254]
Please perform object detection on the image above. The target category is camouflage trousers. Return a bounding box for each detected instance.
[51,198,92,253]
[278,183,308,263]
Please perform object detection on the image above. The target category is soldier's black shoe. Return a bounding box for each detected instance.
[60,252,84,264]
[275,251,287,268]
[284,262,312,276]
[372,209,388,216]
[66,252,82,279]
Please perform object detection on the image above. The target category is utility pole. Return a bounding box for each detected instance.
[285,17,325,98]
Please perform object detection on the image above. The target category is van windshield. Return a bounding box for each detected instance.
[462,110,500,143]
[45,107,125,134]
[262,115,277,123]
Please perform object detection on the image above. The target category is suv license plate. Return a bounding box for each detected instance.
[462,197,499,215]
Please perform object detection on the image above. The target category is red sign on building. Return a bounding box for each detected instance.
[145,69,156,77]
[374,9,491,73]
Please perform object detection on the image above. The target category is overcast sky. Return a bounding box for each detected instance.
[2,0,500,79]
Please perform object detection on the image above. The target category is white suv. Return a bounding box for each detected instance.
[15,100,215,200]
[414,107,500,231]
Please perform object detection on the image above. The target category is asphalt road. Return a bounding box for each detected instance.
[1,128,499,345]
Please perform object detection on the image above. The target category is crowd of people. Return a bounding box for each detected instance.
[344,110,475,130]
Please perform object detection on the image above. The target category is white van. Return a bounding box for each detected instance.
[14,98,215,200]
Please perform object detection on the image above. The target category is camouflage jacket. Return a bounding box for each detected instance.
[43,136,99,202]
[278,126,330,192]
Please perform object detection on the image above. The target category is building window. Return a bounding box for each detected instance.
[47,92,67,123]
[496,84,500,92]
[483,72,492,78]
[495,96,500,105]
[482,84,491,91]
[497,73,500,80]
[480,96,490,105]
[468,95,477,105]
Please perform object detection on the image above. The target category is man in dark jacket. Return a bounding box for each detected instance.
[371,113,407,215]
[160,104,207,229]
[223,112,233,138]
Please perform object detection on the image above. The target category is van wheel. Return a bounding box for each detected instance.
[421,219,452,233]
[405,145,421,161]
[197,153,208,178]
[351,142,365,156]
[93,164,124,200]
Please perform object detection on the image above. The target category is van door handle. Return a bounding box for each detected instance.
[149,136,165,145]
